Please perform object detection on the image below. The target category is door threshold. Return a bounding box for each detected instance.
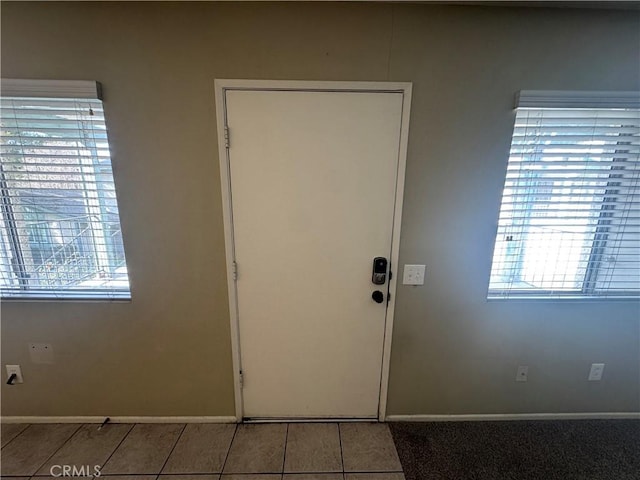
[243,416,379,423]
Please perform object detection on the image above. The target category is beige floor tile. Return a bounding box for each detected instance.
[36,423,133,475]
[0,424,80,476]
[101,423,184,474]
[284,424,342,473]
[339,423,402,472]
[162,423,236,473]
[1,423,29,447]
[222,424,287,474]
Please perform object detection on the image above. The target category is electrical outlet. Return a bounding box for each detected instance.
[516,365,529,382]
[6,365,23,384]
[588,363,605,381]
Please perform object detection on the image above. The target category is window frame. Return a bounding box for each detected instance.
[0,79,131,301]
[488,90,640,301]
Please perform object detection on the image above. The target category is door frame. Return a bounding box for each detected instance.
[214,79,412,422]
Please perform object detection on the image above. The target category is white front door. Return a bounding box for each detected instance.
[223,85,407,419]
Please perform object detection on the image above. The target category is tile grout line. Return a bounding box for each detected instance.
[157,423,188,476]
[29,423,83,477]
[280,422,290,479]
[91,475,183,478]
[95,423,136,476]
[115,470,160,480]
[97,475,168,477]
[96,471,402,476]
[219,422,239,475]
[337,422,345,478]
[0,422,31,450]
[152,475,228,477]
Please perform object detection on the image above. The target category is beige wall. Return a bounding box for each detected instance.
[1,2,638,417]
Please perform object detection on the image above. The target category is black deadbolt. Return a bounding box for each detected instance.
[372,257,388,285]
[372,290,384,303]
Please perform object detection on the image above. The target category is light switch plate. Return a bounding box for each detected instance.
[403,264,426,285]
[588,363,605,381]
[29,343,54,364]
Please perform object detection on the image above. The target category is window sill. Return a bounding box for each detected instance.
[487,294,639,302]
[1,293,132,303]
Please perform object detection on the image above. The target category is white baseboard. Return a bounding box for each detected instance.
[386,412,640,422]
[3,413,638,424]
[0,416,238,424]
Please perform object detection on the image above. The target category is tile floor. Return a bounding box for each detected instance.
[0,422,404,480]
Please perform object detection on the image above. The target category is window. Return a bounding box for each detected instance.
[0,79,130,299]
[489,91,640,299]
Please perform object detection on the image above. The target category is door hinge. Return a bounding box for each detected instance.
[239,370,244,387]
[224,126,230,148]
[232,261,237,280]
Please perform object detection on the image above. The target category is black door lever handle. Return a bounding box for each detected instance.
[6,373,17,385]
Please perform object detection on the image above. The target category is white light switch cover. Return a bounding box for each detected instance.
[403,264,426,285]
[588,363,605,381]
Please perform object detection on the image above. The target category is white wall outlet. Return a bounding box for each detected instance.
[6,365,23,384]
[29,343,54,364]
[403,264,426,285]
[588,363,605,381]
[516,365,529,382]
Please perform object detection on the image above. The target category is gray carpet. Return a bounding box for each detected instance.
[390,419,640,480]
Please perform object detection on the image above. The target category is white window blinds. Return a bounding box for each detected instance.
[0,79,130,299]
[489,91,640,299]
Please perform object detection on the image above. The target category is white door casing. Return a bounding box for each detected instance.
[215,80,412,421]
